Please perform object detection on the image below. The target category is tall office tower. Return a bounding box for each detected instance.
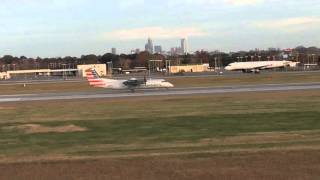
[145,38,154,54]
[148,38,154,54]
[181,38,188,54]
[154,45,162,54]
[111,48,117,55]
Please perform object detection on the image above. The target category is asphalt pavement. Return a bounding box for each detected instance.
[0,83,319,103]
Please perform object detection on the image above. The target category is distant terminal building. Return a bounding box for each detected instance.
[169,64,210,74]
[77,64,107,77]
[3,69,78,80]
[0,72,6,79]
[0,64,107,80]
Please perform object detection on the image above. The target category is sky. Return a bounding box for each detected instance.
[0,0,320,57]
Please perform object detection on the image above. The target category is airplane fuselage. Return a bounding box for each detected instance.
[90,78,174,90]
[86,68,174,90]
[225,61,298,73]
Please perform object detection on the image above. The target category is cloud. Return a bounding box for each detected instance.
[225,0,264,6]
[117,0,145,9]
[169,0,264,7]
[103,26,207,40]
[253,17,320,32]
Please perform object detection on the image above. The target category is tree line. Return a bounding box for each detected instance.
[0,46,319,71]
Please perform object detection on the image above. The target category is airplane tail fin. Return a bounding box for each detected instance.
[85,68,105,87]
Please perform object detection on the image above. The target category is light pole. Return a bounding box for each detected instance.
[61,64,67,79]
[214,57,218,71]
[165,60,172,75]
[312,54,316,64]
[107,61,113,76]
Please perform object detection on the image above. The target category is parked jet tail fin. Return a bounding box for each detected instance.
[85,68,105,87]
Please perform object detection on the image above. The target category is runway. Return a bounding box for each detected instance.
[0,83,320,103]
[1,70,320,86]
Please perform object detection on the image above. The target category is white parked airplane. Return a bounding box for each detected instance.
[86,68,174,91]
[225,61,299,73]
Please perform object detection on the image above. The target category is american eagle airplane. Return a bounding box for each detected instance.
[225,61,299,73]
[86,69,174,91]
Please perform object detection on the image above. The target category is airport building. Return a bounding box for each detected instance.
[169,64,210,73]
[0,72,7,79]
[0,64,107,80]
[4,69,78,80]
[77,64,107,77]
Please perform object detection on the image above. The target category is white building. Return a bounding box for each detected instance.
[77,64,107,77]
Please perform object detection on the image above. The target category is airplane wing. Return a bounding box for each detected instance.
[253,65,271,70]
[244,65,271,73]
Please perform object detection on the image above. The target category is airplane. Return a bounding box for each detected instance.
[85,68,174,91]
[225,60,299,73]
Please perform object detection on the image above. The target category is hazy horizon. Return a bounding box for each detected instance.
[1,0,319,57]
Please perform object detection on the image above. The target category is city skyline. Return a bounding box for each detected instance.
[0,0,319,57]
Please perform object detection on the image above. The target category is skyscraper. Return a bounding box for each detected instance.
[181,38,188,54]
[145,38,154,54]
[154,45,162,54]
[111,48,117,55]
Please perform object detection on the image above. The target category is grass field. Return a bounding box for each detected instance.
[0,71,320,95]
[1,73,320,179]
[0,90,320,160]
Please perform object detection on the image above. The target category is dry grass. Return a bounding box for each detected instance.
[167,72,320,87]
[0,81,98,95]
[4,124,87,134]
[0,150,319,180]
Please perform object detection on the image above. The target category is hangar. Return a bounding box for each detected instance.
[169,64,210,73]
[1,64,107,80]
[77,64,107,77]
